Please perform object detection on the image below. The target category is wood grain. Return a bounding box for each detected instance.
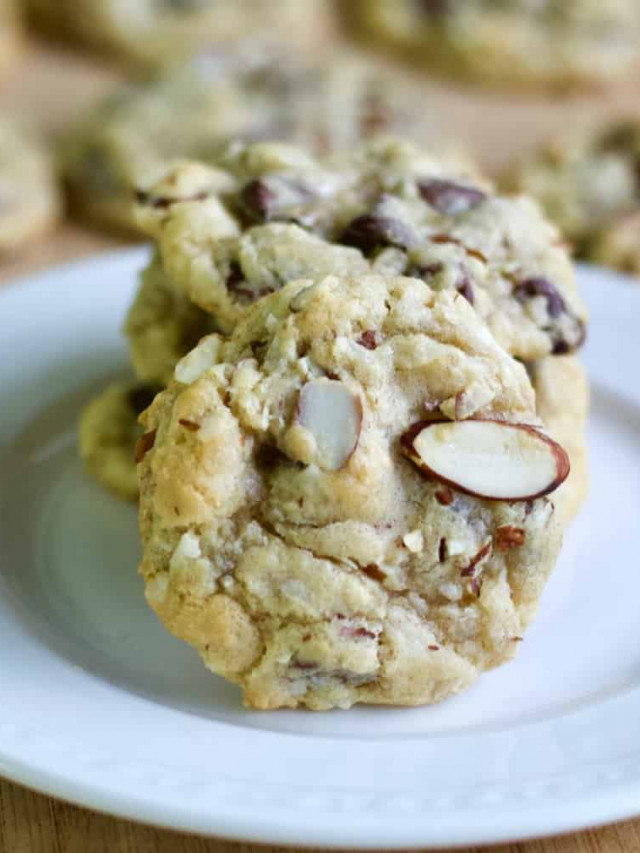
[1,31,639,853]
[1,776,639,853]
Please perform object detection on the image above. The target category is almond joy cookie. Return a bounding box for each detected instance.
[133,138,588,518]
[346,0,640,90]
[135,138,586,362]
[137,274,569,710]
[502,119,640,277]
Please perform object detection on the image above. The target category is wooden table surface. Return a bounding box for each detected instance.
[2,33,640,853]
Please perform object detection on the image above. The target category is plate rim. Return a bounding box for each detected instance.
[1,249,640,848]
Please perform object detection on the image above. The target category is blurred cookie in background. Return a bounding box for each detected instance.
[79,380,162,501]
[0,0,22,75]
[59,44,466,235]
[0,119,61,255]
[502,119,640,277]
[24,0,333,72]
[345,0,640,91]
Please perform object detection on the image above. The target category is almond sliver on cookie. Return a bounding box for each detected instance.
[401,419,569,501]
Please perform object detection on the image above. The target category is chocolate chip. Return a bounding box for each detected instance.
[514,276,565,317]
[127,383,162,415]
[226,261,244,291]
[357,329,382,350]
[418,179,486,216]
[178,418,200,432]
[238,176,316,224]
[226,261,258,300]
[340,214,415,253]
[240,179,275,223]
[552,318,587,354]
[514,277,585,354]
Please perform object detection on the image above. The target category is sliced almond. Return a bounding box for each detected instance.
[296,379,362,471]
[401,419,569,501]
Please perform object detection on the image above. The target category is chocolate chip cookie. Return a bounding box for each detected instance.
[60,46,447,234]
[79,380,162,501]
[27,0,330,71]
[137,273,569,710]
[347,0,640,90]
[503,119,640,276]
[0,119,61,255]
[136,137,586,362]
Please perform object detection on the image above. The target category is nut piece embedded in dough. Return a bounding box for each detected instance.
[296,379,363,471]
[401,419,570,501]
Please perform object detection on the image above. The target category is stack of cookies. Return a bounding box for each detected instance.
[80,135,589,710]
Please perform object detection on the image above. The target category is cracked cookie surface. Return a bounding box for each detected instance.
[137,273,566,710]
[347,0,640,89]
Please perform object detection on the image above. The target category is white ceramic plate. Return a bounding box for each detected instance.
[1,249,639,849]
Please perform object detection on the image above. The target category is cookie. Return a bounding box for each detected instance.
[0,119,61,254]
[137,273,569,711]
[529,356,589,524]
[125,253,216,386]
[503,119,640,276]
[60,46,453,234]
[346,0,640,90]
[135,137,586,364]
[79,380,161,501]
[0,0,22,74]
[28,0,331,71]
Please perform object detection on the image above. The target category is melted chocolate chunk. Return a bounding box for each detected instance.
[514,276,565,317]
[418,179,486,216]
[340,213,415,253]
